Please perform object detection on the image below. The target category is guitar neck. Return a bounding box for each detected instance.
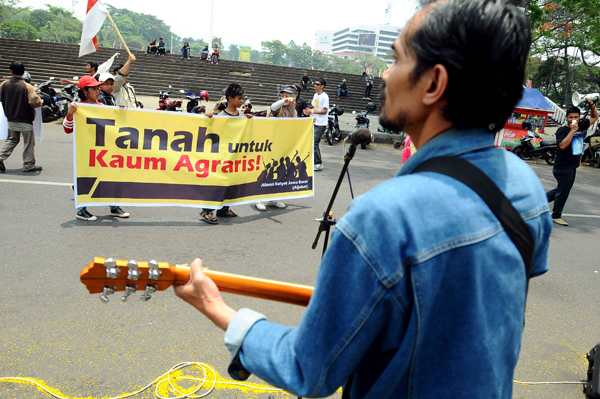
[170,265,313,306]
[80,258,313,307]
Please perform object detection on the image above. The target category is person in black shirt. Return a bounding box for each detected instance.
[300,72,312,92]
[293,84,309,117]
[158,38,166,56]
[546,99,598,226]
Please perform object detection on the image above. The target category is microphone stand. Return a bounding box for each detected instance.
[312,143,358,257]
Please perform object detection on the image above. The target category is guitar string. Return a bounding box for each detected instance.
[0,361,283,399]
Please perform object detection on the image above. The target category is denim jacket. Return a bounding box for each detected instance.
[224,128,552,398]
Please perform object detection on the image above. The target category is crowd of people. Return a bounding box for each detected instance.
[147,38,222,64]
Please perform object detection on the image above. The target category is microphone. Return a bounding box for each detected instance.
[345,128,371,145]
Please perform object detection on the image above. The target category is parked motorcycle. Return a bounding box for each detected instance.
[36,77,61,122]
[242,98,267,117]
[352,102,377,149]
[511,130,557,165]
[582,128,600,168]
[185,91,209,114]
[157,86,183,112]
[61,78,79,102]
[325,104,344,145]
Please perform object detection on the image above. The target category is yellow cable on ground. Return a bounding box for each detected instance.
[0,361,283,399]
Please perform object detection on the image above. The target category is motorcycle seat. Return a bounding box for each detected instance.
[540,139,556,146]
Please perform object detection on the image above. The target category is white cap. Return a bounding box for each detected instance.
[98,72,115,83]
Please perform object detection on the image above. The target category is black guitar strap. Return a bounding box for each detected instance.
[412,156,534,284]
[341,156,534,399]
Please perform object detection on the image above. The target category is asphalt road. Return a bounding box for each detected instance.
[1,118,599,399]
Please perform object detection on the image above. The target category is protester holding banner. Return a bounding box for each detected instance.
[0,61,43,173]
[111,53,137,107]
[253,85,298,211]
[63,76,130,221]
[200,83,253,224]
[175,1,552,398]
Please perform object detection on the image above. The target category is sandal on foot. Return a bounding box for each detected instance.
[216,209,238,217]
[200,211,218,224]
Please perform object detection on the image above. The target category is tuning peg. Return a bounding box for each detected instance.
[120,285,137,302]
[104,257,120,279]
[127,260,140,280]
[148,259,162,280]
[139,285,157,302]
[100,286,116,303]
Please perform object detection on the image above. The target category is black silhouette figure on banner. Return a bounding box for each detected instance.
[286,150,299,180]
[285,156,296,180]
[266,159,277,181]
[296,153,310,180]
[257,162,271,182]
[275,157,287,181]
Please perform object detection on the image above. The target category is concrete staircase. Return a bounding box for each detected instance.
[0,38,382,112]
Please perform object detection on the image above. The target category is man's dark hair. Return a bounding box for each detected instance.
[159,37,164,40]
[87,61,99,72]
[10,61,25,76]
[225,83,244,100]
[521,121,531,130]
[406,0,531,131]
[112,64,124,75]
[362,72,367,76]
[566,106,581,116]
[316,77,326,87]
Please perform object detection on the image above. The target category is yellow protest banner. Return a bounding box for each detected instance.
[73,104,314,208]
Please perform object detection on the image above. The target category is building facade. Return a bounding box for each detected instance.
[314,30,335,53]
[330,24,401,63]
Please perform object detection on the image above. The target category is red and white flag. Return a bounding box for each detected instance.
[79,0,108,57]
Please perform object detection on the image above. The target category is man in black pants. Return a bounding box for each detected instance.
[546,99,598,226]
[362,71,374,99]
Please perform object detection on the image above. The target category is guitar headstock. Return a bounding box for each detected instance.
[80,257,188,303]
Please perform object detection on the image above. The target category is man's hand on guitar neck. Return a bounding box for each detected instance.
[174,258,237,331]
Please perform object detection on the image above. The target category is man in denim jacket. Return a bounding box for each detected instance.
[175,0,552,398]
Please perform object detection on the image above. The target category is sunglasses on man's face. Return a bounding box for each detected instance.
[314,83,322,86]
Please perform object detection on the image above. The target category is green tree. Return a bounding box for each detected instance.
[354,51,388,75]
[286,43,313,68]
[250,49,260,63]
[526,0,600,105]
[228,44,239,61]
[0,0,20,24]
[261,39,288,65]
[0,19,37,40]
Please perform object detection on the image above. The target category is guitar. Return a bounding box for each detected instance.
[80,257,314,306]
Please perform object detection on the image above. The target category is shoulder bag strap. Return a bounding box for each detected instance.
[412,156,534,287]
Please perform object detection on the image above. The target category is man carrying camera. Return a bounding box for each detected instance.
[546,99,598,226]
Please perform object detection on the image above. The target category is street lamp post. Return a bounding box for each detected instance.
[208,0,214,51]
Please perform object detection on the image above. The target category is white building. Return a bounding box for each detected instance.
[314,30,335,53]
[330,24,401,63]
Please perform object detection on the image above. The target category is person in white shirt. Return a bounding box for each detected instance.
[303,77,328,171]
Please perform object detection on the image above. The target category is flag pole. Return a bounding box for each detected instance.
[106,13,132,56]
